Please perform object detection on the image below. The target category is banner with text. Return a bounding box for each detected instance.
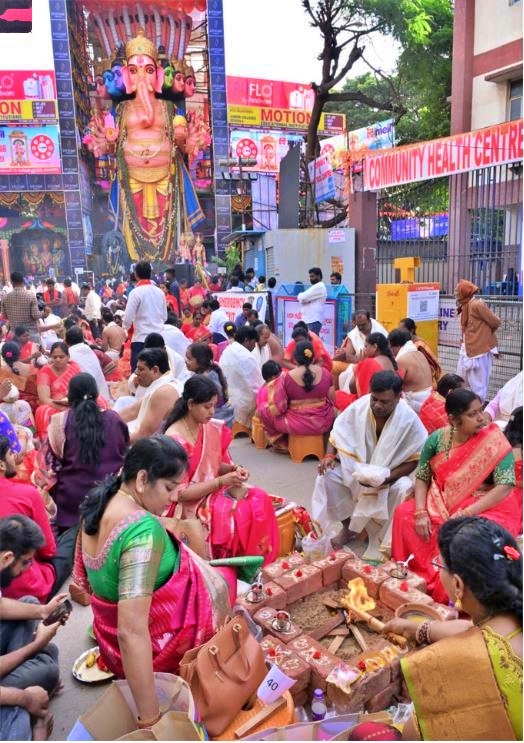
[281,298,336,355]
[308,154,336,203]
[364,119,523,190]
[321,118,395,170]
[438,297,460,346]
[227,76,316,111]
[228,104,345,135]
[213,291,268,323]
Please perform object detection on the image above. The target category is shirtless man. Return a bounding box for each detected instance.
[388,329,433,413]
[116,348,180,443]
[101,310,127,361]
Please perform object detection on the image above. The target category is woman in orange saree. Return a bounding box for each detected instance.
[392,389,519,603]
[35,342,81,439]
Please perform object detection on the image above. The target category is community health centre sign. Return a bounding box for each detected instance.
[364,119,523,190]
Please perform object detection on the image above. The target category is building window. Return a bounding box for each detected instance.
[509,79,522,120]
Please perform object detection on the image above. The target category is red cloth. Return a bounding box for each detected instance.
[0,479,56,602]
[335,357,383,411]
[258,368,335,440]
[167,419,278,563]
[419,391,448,433]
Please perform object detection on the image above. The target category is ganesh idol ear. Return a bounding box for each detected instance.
[154,65,165,94]
[121,65,135,94]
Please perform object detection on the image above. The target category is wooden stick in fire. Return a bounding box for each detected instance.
[346,604,408,648]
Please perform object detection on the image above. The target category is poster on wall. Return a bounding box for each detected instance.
[230,128,303,173]
[282,298,336,354]
[406,283,440,321]
[0,125,61,173]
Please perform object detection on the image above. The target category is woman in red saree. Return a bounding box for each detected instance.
[182,311,212,343]
[35,341,81,439]
[163,375,279,563]
[335,332,398,411]
[72,436,230,725]
[392,389,519,603]
[258,341,334,452]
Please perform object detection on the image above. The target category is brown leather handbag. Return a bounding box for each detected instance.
[178,615,267,736]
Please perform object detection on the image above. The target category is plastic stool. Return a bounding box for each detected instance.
[288,434,325,464]
[231,421,251,439]
[251,416,268,449]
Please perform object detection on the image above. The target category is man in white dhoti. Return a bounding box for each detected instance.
[219,326,263,428]
[388,329,433,414]
[317,371,427,560]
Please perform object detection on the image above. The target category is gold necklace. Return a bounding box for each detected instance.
[117,487,140,506]
[182,417,199,442]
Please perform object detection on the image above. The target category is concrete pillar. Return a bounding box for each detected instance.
[347,191,378,305]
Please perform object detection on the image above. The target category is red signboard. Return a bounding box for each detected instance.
[0,71,56,101]
[227,75,316,111]
[364,119,523,190]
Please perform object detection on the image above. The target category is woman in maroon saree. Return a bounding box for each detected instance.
[392,389,519,603]
[163,375,279,563]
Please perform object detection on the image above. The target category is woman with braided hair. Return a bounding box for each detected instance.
[382,517,522,740]
[257,340,335,453]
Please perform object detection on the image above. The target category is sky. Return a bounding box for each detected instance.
[222,0,399,85]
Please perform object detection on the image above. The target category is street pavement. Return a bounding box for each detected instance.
[49,435,320,740]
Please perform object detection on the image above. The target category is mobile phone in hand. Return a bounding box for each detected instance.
[42,598,72,625]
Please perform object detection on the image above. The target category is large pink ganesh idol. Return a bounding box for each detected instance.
[84,29,206,263]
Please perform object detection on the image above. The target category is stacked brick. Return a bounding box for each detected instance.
[239,551,457,712]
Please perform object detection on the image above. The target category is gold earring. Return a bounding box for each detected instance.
[454,594,462,611]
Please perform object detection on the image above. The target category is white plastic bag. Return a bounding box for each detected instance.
[301,530,333,562]
[352,463,390,488]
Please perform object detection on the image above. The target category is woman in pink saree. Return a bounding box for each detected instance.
[392,389,519,603]
[72,436,230,727]
[163,375,279,563]
[35,342,81,439]
[258,341,334,453]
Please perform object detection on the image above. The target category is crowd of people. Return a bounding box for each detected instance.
[0,263,521,740]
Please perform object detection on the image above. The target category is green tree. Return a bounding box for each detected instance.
[301,0,453,224]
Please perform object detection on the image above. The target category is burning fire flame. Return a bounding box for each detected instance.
[341,578,376,612]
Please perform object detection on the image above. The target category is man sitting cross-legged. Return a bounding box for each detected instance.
[0,514,71,740]
[316,371,427,560]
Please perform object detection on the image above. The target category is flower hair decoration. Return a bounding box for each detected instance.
[5,351,12,358]
[492,536,521,562]
[303,348,313,359]
[503,545,520,561]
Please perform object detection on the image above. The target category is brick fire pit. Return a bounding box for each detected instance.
[236,550,457,711]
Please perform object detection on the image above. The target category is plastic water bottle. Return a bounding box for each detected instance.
[311,688,327,721]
